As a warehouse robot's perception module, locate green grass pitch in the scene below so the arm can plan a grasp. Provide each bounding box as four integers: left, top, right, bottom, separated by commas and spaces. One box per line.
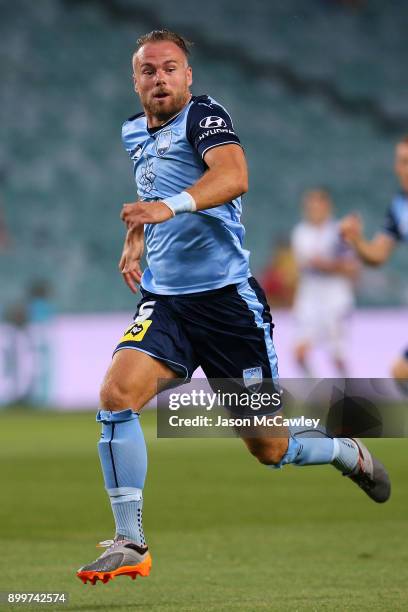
0, 409, 408, 611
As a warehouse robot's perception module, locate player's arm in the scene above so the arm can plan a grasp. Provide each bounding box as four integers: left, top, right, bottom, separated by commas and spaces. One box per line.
340, 214, 396, 266
118, 224, 144, 293
120, 144, 247, 228
309, 255, 360, 278
187, 144, 248, 208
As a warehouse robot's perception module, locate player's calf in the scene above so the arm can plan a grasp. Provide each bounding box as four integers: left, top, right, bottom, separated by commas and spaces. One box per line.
243, 436, 289, 465
391, 356, 408, 390
390, 356, 408, 395
294, 342, 313, 377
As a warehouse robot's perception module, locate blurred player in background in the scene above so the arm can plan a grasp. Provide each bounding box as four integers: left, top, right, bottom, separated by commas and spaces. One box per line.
292, 188, 358, 376
341, 136, 408, 383
259, 237, 297, 308
77, 30, 390, 587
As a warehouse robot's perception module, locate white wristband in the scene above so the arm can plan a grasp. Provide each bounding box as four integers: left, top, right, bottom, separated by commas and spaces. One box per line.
161, 191, 197, 216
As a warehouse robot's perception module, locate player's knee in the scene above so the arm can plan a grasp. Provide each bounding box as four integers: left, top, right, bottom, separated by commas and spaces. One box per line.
100, 379, 132, 412
246, 437, 289, 466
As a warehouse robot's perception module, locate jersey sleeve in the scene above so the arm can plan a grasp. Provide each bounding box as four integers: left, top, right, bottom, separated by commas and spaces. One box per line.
381, 204, 402, 241
186, 98, 241, 160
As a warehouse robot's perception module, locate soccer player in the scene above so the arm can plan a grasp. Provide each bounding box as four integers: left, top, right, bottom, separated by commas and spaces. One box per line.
340, 135, 408, 383
291, 188, 358, 376
77, 30, 390, 586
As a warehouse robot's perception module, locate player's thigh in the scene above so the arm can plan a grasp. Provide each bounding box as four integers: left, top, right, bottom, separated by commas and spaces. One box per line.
102, 291, 198, 412
100, 348, 177, 412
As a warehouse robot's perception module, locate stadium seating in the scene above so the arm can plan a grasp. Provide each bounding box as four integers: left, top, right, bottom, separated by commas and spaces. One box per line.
1, 0, 407, 311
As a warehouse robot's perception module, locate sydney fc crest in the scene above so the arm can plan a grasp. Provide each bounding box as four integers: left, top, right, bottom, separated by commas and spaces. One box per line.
243, 367, 263, 393
156, 130, 172, 156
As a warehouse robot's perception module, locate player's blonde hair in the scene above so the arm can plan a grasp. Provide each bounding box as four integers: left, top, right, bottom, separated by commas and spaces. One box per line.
135, 30, 193, 59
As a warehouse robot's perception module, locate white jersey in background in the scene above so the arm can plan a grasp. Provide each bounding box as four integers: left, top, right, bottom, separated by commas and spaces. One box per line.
291, 219, 354, 354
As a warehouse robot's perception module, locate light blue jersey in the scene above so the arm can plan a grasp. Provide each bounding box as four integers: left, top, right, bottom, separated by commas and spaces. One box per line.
122, 95, 251, 294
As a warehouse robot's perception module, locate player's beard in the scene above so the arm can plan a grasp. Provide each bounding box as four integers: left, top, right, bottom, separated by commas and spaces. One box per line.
144, 90, 189, 122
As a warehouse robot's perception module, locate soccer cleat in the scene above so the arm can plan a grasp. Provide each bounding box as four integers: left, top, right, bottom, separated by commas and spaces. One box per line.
345, 439, 391, 503
77, 535, 152, 585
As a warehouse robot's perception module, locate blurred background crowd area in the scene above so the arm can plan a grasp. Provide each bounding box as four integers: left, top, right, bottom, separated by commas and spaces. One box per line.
1, 0, 408, 316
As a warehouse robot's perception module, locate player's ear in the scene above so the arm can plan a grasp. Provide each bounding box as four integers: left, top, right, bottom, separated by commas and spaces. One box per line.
132, 53, 139, 93
186, 66, 193, 88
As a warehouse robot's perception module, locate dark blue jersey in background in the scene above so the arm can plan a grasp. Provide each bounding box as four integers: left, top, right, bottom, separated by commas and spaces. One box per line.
382, 192, 408, 242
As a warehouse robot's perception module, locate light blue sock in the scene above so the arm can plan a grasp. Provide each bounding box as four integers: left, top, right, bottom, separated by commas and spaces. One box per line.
97, 409, 147, 546
273, 435, 359, 474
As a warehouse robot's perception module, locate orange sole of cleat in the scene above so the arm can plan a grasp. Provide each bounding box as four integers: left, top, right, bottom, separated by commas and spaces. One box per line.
77, 554, 152, 585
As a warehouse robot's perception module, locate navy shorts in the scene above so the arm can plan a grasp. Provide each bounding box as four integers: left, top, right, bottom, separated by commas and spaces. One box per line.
114, 277, 279, 386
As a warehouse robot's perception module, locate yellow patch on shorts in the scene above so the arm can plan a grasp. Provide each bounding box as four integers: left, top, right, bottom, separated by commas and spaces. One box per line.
119, 320, 152, 343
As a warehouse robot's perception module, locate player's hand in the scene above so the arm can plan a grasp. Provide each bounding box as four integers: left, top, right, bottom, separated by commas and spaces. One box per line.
120, 201, 173, 229
118, 226, 144, 294
340, 214, 363, 244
